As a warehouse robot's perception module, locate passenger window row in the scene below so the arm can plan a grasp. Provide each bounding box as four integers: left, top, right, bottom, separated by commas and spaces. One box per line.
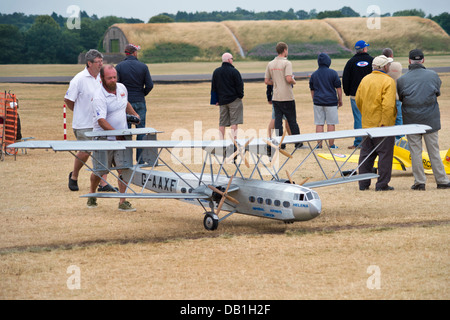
249, 196, 290, 208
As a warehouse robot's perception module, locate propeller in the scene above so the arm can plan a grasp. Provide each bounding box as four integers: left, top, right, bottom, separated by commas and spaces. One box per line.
286, 170, 294, 184
285, 170, 310, 186
208, 174, 239, 216
299, 177, 310, 185
263, 131, 292, 167
226, 135, 254, 168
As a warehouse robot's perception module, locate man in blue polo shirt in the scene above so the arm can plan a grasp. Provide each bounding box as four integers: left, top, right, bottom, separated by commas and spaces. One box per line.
116, 44, 153, 163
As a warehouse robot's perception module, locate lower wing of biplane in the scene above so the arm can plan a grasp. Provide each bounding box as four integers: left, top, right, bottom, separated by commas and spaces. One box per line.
9, 124, 431, 230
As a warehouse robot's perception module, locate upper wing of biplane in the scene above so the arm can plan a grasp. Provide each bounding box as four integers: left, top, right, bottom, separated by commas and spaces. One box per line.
10, 124, 431, 152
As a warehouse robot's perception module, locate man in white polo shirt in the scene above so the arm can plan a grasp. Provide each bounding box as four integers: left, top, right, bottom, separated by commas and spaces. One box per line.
87, 64, 140, 211
64, 49, 113, 192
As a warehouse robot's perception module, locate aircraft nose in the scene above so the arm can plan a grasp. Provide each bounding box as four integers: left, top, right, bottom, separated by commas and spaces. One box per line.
309, 200, 322, 218
293, 199, 322, 221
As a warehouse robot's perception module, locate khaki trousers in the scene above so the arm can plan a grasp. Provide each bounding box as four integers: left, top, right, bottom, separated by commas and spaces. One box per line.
407, 132, 449, 185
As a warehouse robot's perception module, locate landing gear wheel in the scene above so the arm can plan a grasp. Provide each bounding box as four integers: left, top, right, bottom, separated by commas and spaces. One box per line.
203, 212, 219, 231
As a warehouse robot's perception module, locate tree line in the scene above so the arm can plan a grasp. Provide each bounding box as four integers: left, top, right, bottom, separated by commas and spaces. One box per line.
0, 11, 143, 64
0, 8, 449, 64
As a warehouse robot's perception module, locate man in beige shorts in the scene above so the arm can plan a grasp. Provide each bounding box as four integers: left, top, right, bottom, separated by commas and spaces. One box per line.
211, 52, 244, 140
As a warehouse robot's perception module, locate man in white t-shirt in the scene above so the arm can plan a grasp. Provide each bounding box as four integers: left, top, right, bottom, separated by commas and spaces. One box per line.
87, 64, 140, 212
64, 49, 114, 191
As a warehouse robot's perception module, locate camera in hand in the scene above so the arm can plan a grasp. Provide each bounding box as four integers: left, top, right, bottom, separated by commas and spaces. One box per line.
127, 114, 140, 124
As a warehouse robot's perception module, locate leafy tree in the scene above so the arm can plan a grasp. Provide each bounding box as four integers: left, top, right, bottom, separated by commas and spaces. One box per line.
175, 11, 191, 22
309, 9, 318, 19
0, 12, 35, 31
431, 12, 450, 35
341, 6, 360, 17
148, 14, 175, 23
0, 24, 25, 63
296, 10, 310, 20
51, 11, 66, 27
317, 10, 344, 19
59, 28, 83, 64
24, 15, 63, 63
393, 9, 426, 18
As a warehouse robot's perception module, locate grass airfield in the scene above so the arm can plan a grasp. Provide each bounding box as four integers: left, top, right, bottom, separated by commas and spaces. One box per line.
0, 60, 449, 300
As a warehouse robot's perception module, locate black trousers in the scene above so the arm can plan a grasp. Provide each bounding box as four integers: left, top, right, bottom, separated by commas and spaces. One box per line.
358, 136, 395, 189
273, 100, 300, 137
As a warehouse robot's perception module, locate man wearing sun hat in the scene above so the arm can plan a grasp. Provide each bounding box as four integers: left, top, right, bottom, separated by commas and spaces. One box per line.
116, 44, 153, 163
343, 40, 374, 149
356, 55, 397, 191
397, 49, 450, 190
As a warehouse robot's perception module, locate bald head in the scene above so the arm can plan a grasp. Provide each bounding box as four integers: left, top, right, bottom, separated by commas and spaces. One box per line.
222, 53, 233, 63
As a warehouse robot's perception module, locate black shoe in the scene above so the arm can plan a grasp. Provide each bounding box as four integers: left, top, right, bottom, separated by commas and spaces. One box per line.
411, 184, 426, 191
266, 146, 272, 158
68, 172, 79, 191
359, 185, 370, 191
295, 143, 304, 149
375, 186, 394, 191
98, 184, 119, 192
437, 182, 450, 189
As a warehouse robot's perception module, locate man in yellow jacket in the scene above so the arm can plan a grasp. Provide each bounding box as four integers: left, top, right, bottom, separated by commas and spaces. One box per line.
356, 55, 397, 191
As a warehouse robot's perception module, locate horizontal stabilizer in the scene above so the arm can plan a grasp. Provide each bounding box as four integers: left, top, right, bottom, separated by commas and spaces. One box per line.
303, 173, 379, 188
81, 192, 210, 199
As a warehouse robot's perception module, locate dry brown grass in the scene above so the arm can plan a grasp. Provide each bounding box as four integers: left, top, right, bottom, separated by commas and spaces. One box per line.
113, 17, 450, 60
223, 20, 344, 52
325, 17, 450, 56
117, 22, 241, 57
0, 71, 449, 300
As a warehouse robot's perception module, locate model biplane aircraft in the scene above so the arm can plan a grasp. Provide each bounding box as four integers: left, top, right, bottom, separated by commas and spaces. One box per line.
9, 124, 430, 231
318, 136, 450, 174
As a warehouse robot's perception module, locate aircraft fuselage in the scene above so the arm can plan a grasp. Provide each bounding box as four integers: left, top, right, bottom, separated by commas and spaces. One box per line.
126, 167, 322, 222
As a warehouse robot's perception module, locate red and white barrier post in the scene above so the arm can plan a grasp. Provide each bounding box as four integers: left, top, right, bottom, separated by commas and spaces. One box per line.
63, 104, 67, 140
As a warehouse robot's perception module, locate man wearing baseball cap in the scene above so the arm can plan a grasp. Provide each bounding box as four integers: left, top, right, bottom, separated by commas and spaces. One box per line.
343, 40, 374, 149
356, 55, 397, 191
397, 49, 450, 190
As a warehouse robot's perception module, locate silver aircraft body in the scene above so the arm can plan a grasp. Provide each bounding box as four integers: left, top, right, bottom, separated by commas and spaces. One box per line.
10, 124, 431, 230
125, 168, 322, 223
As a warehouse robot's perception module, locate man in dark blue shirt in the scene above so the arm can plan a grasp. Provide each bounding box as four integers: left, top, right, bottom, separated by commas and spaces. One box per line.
309, 53, 342, 148
116, 44, 153, 162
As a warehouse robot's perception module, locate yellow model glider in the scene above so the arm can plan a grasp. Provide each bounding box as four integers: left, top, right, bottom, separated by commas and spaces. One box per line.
318, 137, 450, 174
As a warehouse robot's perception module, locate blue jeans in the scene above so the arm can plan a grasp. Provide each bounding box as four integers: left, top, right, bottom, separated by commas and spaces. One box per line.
128, 101, 147, 163
395, 100, 403, 140
350, 98, 362, 146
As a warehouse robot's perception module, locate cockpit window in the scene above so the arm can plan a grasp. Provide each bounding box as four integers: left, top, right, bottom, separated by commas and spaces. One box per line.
294, 193, 305, 201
